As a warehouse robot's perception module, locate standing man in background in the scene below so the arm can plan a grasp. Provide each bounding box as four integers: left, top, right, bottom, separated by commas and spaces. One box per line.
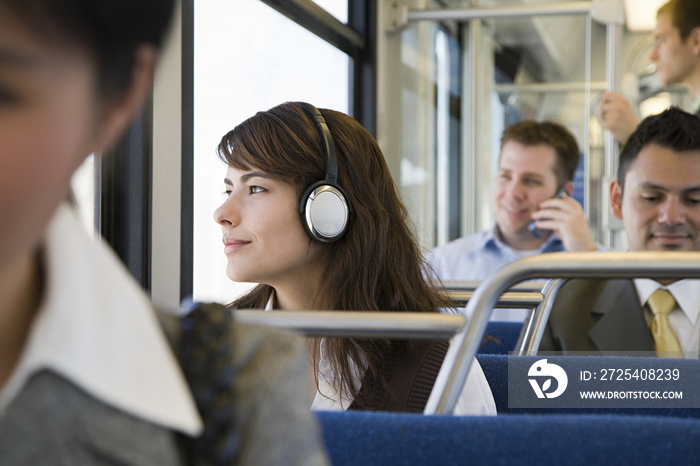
599, 0, 700, 144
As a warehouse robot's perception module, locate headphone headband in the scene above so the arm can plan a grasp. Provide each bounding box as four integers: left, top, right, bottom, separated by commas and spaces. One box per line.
297, 102, 338, 184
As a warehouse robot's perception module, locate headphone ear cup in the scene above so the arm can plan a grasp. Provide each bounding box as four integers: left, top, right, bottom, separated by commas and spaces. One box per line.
300, 181, 350, 242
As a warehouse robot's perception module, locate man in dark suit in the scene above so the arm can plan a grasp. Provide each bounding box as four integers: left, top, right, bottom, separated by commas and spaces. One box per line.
540, 107, 700, 356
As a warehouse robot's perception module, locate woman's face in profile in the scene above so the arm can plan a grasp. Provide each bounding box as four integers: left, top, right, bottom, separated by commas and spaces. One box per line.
213, 165, 326, 290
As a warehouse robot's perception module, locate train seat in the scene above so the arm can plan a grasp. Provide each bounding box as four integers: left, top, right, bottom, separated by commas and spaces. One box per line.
317, 409, 700, 466
479, 321, 524, 354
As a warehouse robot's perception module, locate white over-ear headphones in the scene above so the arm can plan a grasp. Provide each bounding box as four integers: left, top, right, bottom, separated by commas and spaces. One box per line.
297, 102, 352, 243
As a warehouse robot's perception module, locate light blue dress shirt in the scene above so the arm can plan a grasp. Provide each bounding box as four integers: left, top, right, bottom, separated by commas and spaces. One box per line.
425, 224, 566, 282
425, 225, 566, 322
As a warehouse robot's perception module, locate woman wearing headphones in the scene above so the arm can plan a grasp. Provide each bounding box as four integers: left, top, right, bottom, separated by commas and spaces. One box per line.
214, 102, 496, 415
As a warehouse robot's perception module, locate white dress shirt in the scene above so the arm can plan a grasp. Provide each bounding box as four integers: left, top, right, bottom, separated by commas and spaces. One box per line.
0, 204, 203, 435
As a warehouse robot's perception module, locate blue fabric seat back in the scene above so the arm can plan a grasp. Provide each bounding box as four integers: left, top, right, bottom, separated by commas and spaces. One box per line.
317, 410, 700, 466
479, 321, 523, 354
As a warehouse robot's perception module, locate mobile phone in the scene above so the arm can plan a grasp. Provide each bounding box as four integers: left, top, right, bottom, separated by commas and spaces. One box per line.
529, 187, 567, 238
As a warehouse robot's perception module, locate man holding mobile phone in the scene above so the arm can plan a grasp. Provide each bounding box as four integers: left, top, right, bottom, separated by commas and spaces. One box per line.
529, 186, 568, 238
426, 120, 599, 320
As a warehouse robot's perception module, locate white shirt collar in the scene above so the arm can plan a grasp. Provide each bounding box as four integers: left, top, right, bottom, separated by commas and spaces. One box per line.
0, 204, 203, 435
634, 278, 700, 325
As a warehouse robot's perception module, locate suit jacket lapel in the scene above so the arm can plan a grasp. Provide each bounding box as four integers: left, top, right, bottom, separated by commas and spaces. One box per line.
589, 279, 655, 352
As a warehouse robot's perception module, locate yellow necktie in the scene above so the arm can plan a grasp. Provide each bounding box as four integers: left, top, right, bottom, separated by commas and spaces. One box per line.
647, 289, 682, 357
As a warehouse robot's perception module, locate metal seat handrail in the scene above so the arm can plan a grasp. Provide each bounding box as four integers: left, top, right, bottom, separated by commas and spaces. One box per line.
233, 310, 465, 339
425, 251, 700, 415
440, 281, 547, 293
515, 278, 568, 355
443, 290, 543, 308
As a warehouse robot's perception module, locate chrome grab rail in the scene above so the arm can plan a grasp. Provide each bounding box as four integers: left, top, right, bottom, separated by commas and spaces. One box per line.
515, 278, 568, 355
425, 251, 700, 415
440, 281, 547, 293
439, 281, 545, 308
444, 290, 543, 308
233, 310, 465, 340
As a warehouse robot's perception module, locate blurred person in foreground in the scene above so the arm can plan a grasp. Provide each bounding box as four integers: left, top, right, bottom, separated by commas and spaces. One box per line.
0, 1, 329, 464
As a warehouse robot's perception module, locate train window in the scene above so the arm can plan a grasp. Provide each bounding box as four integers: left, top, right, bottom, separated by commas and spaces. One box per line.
314, 0, 348, 23
391, 21, 464, 251
434, 28, 462, 245
191, 0, 351, 304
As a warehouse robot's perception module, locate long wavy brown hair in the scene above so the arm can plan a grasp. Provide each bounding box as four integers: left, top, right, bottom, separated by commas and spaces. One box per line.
217, 101, 454, 406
